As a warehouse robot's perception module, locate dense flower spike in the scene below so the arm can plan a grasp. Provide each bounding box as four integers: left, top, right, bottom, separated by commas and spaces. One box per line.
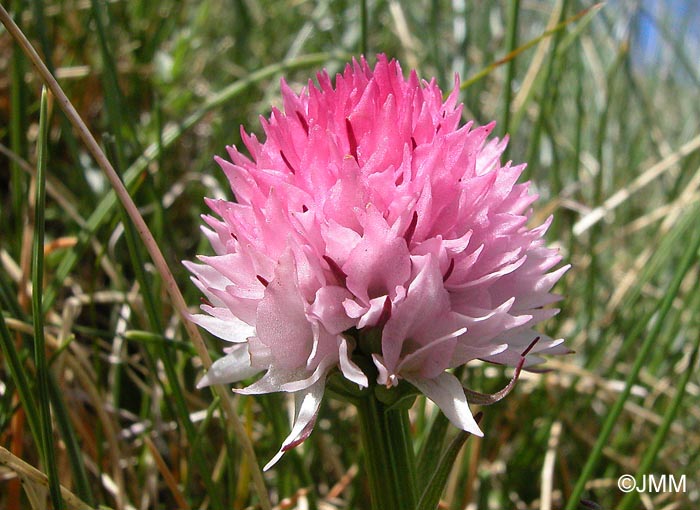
186, 55, 569, 469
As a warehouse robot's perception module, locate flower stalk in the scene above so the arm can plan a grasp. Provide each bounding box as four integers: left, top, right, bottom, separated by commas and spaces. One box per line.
356, 391, 417, 510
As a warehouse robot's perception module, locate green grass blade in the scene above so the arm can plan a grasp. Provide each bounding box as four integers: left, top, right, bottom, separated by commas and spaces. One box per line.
0, 254, 94, 503
102, 128, 225, 506
32, 86, 64, 510
46, 373, 95, 505
617, 284, 700, 510
89, 0, 137, 159
501, 0, 520, 152
9, 4, 28, 255
360, 0, 368, 55
564, 204, 700, 510
30, 0, 53, 71
0, 314, 41, 449
0, 269, 24, 321
417, 417, 480, 510
519, 0, 570, 182
114, 172, 226, 508
416, 409, 449, 488
460, 3, 604, 91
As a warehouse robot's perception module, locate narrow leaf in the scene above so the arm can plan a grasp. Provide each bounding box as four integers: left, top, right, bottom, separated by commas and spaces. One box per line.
32, 86, 64, 510
416, 411, 449, 488
417, 412, 482, 510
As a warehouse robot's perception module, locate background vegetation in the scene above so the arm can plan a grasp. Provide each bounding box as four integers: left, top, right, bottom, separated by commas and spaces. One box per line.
1, 0, 699, 509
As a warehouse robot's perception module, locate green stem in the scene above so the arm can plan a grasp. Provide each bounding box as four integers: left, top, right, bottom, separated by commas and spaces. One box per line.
360, 0, 368, 55
355, 393, 417, 510
34, 87, 64, 510
502, 0, 520, 150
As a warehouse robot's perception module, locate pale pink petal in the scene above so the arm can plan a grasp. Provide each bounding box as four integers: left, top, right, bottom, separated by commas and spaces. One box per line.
342, 206, 410, 304
255, 250, 313, 370
236, 356, 334, 395
381, 255, 460, 373
263, 377, 325, 471
310, 286, 356, 334
197, 344, 261, 388
406, 372, 483, 436
397, 327, 466, 378
372, 354, 397, 387
356, 295, 393, 329
189, 312, 254, 343
322, 220, 362, 266
338, 336, 368, 387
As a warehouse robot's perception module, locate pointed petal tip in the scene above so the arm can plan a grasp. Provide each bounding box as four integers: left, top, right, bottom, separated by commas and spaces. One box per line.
338, 336, 369, 387
261, 378, 326, 469
471, 411, 485, 437
263, 450, 285, 472
408, 372, 483, 436
195, 374, 211, 389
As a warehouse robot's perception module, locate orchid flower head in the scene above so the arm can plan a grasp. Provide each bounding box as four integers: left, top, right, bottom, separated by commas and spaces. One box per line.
186, 55, 569, 470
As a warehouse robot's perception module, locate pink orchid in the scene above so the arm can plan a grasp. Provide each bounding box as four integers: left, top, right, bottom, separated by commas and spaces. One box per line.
186, 55, 568, 470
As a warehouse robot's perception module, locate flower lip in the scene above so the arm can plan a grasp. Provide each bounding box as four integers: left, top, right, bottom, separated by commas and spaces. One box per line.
323, 255, 347, 286
403, 211, 419, 246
